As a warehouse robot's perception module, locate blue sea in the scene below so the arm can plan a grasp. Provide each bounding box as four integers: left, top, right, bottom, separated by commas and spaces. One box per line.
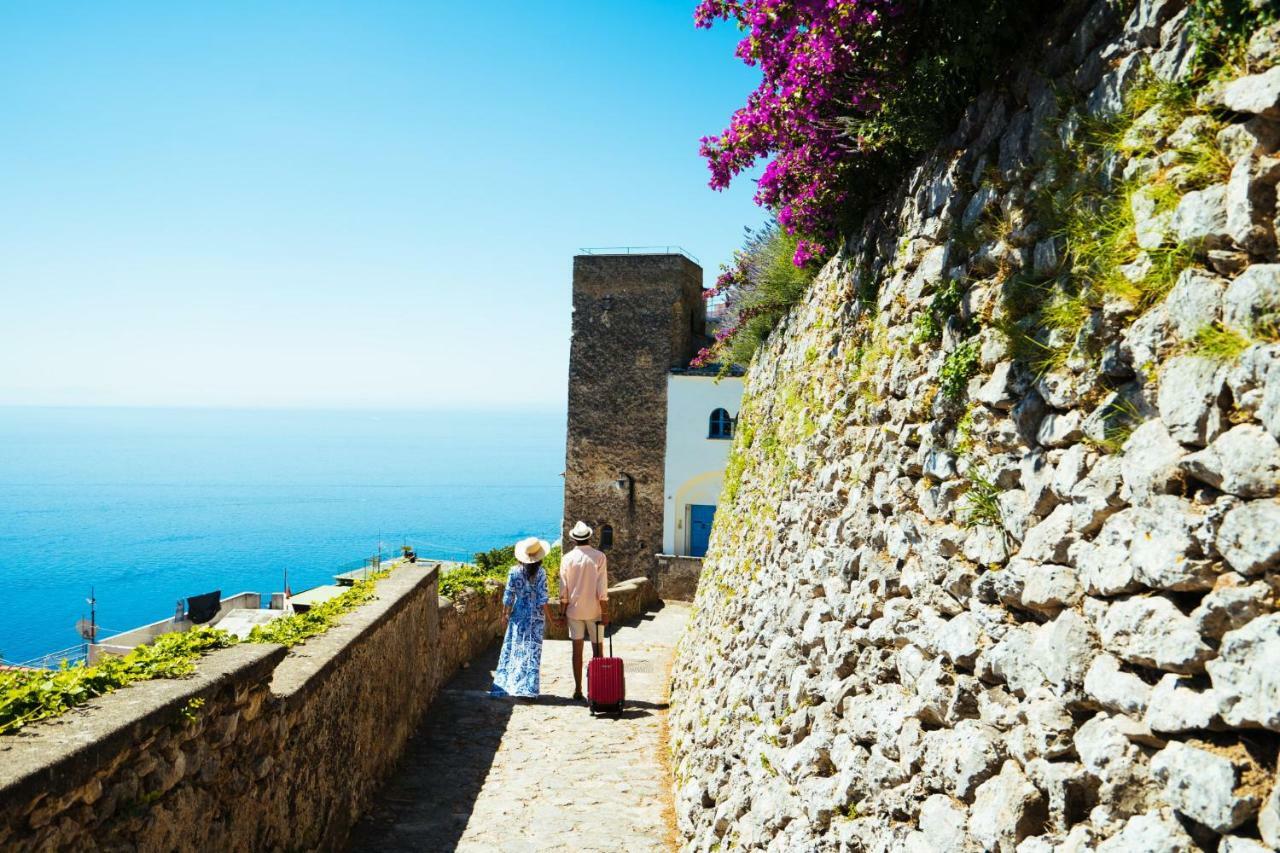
0, 407, 564, 664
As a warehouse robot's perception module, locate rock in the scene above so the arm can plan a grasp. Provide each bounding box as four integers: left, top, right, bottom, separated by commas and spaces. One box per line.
1144, 674, 1219, 732
1172, 183, 1230, 248
1209, 248, 1252, 276
1218, 118, 1280, 161
1227, 342, 1280, 416
1074, 713, 1158, 816
975, 361, 1016, 409
918, 794, 970, 851
1261, 770, 1280, 849
1192, 575, 1274, 638
1216, 500, 1280, 575
1131, 184, 1175, 249
1094, 809, 1196, 853
968, 760, 1048, 852
1098, 595, 1212, 673
1070, 456, 1126, 535
1151, 740, 1261, 832
936, 612, 984, 668
920, 719, 1005, 800
1120, 304, 1173, 373
1033, 239, 1059, 277
964, 525, 1008, 565
1157, 355, 1227, 446
1128, 496, 1219, 591
1084, 654, 1152, 715
1223, 264, 1280, 334
1226, 154, 1280, 255
1207, 613, 1280, 731
1221, 66, 1280, 120
1120, 420, 1186, 501
1021, 563, 1084, 613
1021, 450, 1059, 516
1168, 114, 1215, 149
1012, 391, 1048, 445
1072, 510, 1141, 596
1037, 410, 1084, 448
1180, 423, 1280, 497
1219, 837, 1272, 853
1018, 504, 1075, 564
1163, 268, 1227, 341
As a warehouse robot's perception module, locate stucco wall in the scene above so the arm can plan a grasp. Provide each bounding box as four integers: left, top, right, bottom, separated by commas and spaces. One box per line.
0, 564, 504, 852
662, 373, 744, 555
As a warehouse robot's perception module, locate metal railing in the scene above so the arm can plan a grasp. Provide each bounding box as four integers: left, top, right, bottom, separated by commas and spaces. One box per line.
578, 245, 700, 264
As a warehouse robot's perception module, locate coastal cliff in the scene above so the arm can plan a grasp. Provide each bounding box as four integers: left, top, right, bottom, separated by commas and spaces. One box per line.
670, 1, 1280, 849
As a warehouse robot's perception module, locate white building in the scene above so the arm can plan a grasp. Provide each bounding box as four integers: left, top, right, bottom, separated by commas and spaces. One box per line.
661, 367, 745, 557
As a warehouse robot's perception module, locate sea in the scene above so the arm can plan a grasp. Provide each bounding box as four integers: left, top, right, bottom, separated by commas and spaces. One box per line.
0, 406, 564, 664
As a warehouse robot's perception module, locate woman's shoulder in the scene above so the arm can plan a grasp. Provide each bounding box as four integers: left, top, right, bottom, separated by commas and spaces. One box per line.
507, 564, 523, 580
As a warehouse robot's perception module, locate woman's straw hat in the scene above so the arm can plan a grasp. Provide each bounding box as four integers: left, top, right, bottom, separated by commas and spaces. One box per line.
514, 536, 550, 564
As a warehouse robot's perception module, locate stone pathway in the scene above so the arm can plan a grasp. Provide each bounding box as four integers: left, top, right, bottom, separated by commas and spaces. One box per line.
347, 602, 688, 853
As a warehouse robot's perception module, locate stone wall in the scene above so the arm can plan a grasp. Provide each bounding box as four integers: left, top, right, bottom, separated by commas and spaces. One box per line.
564, 252, 706, 581
654, 554, 703, 602
545, 576, 661, 640
670, 3, 1280, 851
0, 565, 504, 851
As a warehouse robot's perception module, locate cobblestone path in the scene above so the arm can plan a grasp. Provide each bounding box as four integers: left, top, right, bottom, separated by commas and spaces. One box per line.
347, 602, 688, 852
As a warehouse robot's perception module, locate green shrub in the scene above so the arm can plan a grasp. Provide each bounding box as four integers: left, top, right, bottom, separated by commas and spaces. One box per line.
940, 338, 981, 402
440, 543, 562, 600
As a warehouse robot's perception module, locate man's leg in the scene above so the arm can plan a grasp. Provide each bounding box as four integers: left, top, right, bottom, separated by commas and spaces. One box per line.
572, 638, 585, 698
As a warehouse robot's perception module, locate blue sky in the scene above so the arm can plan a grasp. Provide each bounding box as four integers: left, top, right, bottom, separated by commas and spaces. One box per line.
0, 1, 764, 409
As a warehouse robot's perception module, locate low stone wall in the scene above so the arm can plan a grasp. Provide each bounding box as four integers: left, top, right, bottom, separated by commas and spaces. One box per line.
0, 563, 503, 851
545, 576, 660, 640
654, 555, 703, 601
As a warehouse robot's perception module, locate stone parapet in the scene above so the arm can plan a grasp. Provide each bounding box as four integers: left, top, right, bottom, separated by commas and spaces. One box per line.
545, 576, 660, 640
0, 563, 503, 851
653, 554, 703, 601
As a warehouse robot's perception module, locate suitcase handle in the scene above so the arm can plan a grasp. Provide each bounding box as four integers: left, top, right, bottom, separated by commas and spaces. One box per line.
596, 620, 612, 657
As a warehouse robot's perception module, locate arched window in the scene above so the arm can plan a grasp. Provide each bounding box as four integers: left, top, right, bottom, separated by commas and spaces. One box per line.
599, 524, 614, 551
709, 408, 734, 439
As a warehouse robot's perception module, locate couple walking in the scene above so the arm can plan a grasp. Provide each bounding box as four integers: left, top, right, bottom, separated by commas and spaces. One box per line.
489, 520, 609, 701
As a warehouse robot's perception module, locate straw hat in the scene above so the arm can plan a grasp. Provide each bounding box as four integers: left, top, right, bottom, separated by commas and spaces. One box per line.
569, 521, 593, 542
514, 536, 550, 564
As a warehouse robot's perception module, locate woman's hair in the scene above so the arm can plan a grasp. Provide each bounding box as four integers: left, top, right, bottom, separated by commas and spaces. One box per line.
523, 560, 541, 579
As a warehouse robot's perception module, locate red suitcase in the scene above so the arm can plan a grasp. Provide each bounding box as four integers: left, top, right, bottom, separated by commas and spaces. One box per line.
587, 622, 625, 715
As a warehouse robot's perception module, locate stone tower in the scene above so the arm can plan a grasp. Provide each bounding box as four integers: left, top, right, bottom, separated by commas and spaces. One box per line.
563, 252, 705, 581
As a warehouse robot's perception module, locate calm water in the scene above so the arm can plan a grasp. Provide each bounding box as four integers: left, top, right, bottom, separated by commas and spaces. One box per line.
0, 407, 564, 663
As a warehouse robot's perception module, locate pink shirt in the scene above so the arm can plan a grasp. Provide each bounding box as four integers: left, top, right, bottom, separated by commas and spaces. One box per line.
559, 545, 608, 621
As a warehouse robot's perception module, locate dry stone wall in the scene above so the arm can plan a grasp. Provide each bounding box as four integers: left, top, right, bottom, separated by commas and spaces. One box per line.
670, 2, 1280, 850
0, 567, 503, 852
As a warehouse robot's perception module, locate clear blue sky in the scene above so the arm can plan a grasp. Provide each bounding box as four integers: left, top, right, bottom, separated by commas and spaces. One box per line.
0, 1, 764, 410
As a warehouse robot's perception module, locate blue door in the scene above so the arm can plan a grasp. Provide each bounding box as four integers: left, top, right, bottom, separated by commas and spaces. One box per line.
689, 504, 716, 558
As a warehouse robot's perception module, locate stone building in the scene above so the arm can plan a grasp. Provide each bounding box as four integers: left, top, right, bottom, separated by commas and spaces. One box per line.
562, 251, 743, 582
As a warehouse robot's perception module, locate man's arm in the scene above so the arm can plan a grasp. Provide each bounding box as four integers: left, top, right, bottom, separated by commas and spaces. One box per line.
597, 555, 609, 623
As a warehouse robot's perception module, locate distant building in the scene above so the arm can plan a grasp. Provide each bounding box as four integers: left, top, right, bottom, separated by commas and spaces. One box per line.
562, 250, 744, 581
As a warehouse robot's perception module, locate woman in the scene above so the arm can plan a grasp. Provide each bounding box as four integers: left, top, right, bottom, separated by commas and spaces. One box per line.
490, 536, 557, 698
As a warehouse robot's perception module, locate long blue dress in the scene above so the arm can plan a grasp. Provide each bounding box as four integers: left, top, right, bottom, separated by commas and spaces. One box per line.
490, 564, 548, 698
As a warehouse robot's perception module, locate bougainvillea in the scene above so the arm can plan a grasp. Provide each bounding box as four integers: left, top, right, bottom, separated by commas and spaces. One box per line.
695, 0, 904, 265
695, 0, 1046, 365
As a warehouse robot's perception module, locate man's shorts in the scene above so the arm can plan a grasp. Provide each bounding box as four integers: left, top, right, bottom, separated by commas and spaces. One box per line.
566, 618, 603, 643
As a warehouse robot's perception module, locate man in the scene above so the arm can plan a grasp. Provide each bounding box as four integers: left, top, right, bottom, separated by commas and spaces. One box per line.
559, 520, 609, 701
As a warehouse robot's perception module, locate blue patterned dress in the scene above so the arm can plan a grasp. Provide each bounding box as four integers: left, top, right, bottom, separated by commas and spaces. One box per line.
490, 564, 548, 698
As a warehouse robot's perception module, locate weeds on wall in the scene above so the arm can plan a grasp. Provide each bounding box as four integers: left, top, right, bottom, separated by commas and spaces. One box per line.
0, 627, 236, 736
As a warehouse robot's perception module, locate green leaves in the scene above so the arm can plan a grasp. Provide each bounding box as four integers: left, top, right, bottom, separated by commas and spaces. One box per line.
0, 627, 235, 736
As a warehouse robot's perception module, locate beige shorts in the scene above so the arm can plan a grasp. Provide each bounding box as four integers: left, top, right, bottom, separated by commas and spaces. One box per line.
566, 618, 603, 643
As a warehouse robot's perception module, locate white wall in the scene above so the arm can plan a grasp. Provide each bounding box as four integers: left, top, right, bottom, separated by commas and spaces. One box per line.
662, 373, 745, 555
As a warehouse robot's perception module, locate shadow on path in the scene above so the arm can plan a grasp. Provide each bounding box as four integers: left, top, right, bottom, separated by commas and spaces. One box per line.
346, 641, 510, 852
347, 603, 689, 853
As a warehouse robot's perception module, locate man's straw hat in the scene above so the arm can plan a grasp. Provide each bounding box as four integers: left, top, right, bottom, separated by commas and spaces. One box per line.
514, 536, 550, 564
569, 521, 593, 542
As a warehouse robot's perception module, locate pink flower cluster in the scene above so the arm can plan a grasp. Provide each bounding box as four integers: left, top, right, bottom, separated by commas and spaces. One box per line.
695, 0, 903, 264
